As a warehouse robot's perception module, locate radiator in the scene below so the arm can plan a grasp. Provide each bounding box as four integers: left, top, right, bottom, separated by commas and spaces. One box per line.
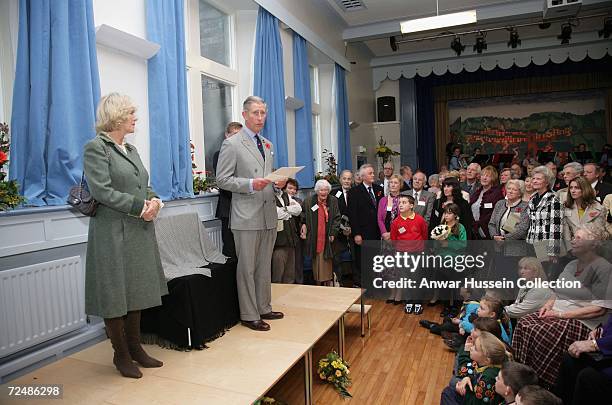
0, 256, 86, 359
206, 226, 223, 252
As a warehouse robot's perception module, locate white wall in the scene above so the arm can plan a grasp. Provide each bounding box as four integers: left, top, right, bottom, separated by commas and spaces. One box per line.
93, 0, 151, 170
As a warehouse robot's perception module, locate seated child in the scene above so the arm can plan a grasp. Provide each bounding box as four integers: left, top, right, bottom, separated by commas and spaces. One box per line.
441, 331, 507, 405
420, 287, 478, 336
494, 362, 538, 405
515, 385, 562, 405
390, 194, 428, 314
475, 295, 513, 346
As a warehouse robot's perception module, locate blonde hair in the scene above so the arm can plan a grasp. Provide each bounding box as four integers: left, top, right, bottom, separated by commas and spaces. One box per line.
95, 93, 136, 133
476, 331, 510, 364
518, 257, 546, 280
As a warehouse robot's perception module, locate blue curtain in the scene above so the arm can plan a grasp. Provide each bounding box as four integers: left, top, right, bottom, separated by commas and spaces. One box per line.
292, 33, 314, 188
335, 64, 352, 172
9, 0, 100, 206
146, 0, 192, 200
253, 7, 288, 168
412, 55, 612, 174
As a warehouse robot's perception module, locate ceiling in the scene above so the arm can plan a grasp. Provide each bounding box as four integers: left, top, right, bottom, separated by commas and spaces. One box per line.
327, 0, 515, 26
324, 0, 612, 58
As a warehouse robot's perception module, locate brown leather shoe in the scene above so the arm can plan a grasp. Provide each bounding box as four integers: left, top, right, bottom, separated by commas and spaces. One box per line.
241, 320, 271, 331
260, 311, 284, 320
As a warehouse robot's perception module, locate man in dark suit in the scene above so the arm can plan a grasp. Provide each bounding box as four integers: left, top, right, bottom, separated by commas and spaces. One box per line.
402, 170, 435, 223
212, 121, 243, 258
376, 161, 394, 195
461, 163, 481, 196
400, 165, 413, 192
584, 162, 612, 203
332, 170, 354, 285
348, 164, 383, 287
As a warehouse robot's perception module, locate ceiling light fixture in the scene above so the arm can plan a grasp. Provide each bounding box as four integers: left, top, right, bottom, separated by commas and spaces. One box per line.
473, 32, 487, 53
507, 27, 521, 48
450, 36, 465, 56
558, 22, 573, 44
400, 0, 476, 34
599, 17, 612, 38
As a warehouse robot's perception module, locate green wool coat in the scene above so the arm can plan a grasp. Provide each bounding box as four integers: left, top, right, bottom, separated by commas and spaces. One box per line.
83, 133, 167, 318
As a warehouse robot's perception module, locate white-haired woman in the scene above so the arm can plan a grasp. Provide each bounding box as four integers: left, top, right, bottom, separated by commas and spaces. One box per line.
504, 257, 552, 319
301, 180, 341, 286
84, 93, 167, 378
526, 165, 563, 265
513, 224, 612, 388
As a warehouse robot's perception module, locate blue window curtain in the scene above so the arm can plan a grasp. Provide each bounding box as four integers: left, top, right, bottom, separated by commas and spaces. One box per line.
9, 0, 100, 206
253, 7, 288, 168
334, 64, 352, 172
146, 0, 192, 200
292, 33, 314, 188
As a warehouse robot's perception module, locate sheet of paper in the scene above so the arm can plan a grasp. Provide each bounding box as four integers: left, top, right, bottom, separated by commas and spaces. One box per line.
265, 166, 305, 181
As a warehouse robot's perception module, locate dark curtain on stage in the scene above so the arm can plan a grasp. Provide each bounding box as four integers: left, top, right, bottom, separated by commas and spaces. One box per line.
408, 55, 612, 173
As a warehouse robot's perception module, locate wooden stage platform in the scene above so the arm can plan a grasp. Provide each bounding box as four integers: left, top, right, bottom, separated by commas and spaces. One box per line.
1, 284, 362, 405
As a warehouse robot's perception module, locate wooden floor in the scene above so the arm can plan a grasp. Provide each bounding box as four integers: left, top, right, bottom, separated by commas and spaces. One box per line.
311, 300, 455, 405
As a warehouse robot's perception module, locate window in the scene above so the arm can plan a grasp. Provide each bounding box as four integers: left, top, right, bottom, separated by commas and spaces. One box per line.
198, 0, 231, 67
201, 75, 232, 171
185, 0, 238, 176
310, 65, 322, 172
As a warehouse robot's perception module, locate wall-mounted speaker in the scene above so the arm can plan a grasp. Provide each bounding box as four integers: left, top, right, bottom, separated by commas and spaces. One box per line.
377, 96, 396, 122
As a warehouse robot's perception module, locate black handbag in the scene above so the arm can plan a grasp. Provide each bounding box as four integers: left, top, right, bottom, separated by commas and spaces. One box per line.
67, 145, 109, 216
67, 173, 98, 216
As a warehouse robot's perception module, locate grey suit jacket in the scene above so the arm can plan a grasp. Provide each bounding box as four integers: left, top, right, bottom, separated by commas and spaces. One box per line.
215, 129, 277, 231
402, 189, 435, 223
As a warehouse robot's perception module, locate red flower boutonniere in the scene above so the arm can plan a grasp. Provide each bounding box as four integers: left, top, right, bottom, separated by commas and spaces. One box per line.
376, 191, 382, 197
515, 208, 522, 213
265, 143, 271, 149
589, 211, 600, 218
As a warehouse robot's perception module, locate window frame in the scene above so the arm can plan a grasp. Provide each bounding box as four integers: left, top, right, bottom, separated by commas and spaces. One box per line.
310, 64, 322, 173
185, 0, 239, 176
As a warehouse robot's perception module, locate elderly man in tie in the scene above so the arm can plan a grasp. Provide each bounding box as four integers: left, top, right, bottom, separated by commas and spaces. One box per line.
216, 96, 286, 332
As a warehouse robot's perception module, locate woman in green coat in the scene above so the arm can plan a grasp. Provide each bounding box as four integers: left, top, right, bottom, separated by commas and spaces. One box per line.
83, 93, 168, 379
300, 179, 340, 286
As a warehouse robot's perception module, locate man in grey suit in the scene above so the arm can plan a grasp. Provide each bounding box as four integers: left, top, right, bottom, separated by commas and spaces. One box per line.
401, 170, 435, 223
216, 96, 286, 331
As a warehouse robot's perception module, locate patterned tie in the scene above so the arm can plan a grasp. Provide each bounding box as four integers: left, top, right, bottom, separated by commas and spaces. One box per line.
368, 186, 376, 206
254, 134, 265, 160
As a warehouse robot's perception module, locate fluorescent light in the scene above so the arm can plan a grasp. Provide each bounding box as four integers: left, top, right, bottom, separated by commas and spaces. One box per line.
400, 10, 477, 34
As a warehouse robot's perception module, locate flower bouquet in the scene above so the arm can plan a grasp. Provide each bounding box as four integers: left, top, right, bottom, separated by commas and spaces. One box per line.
315, 148, 339, 185
375, 136, 400, 163
0, 123, 26, 211
430, 224, 451, 240
317, 351, 352, 398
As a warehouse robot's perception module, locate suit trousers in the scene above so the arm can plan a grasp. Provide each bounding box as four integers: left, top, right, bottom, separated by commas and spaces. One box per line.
234, 228, 277, 321
272, 246, 295, 284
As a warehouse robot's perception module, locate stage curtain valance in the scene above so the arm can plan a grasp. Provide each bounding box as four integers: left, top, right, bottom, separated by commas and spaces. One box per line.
431, 69, 612, 170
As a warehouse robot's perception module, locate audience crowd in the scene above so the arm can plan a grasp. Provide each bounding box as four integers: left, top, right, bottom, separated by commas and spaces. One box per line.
214, 144, 612, 405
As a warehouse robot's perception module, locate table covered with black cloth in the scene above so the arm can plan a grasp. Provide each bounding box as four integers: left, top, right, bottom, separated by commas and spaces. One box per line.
141, 260, 240, 349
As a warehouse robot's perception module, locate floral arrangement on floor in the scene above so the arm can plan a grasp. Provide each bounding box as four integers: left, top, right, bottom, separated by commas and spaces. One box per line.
0, 123, 26, 211
253, 397, 288, 405
190, 141, 216, 194
375, 136, 400, 163
317, 351, 352, 398
315, 148, 339, 185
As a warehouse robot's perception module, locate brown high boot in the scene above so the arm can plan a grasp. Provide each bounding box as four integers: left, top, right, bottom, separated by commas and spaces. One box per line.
104, 317, 142, 378
125, 311, 163, 368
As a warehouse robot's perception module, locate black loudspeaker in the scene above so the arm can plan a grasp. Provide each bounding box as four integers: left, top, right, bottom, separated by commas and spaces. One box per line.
377, 96, 396, 122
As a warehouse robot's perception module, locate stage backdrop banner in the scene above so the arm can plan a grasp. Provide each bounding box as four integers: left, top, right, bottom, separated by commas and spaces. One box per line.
448, 90, 607, 160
